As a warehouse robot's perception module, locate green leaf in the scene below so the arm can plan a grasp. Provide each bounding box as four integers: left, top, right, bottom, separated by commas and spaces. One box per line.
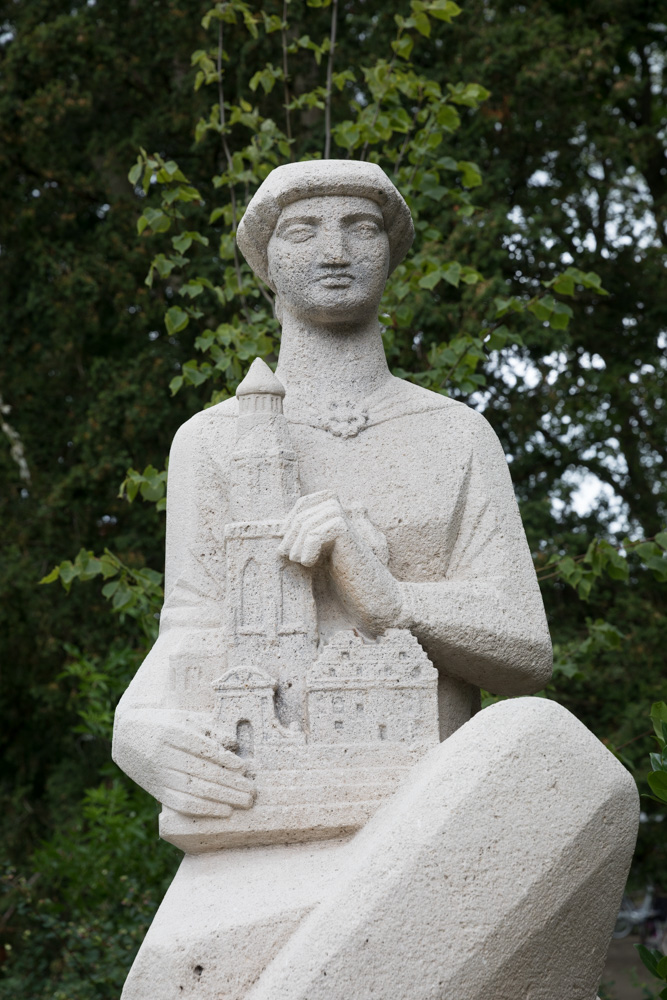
427, 0, 462, 21
128, 161, 143, 185
635, 944, 662, 978
650, 703, 667, 744
101, 580, 120, 599
457, 160, 482, 188
634, 541, 660, 561
165, 306, 189, 336
419, 269, 443, 290
442, 262, 461, 287
332, 69, 356, 90
528, 298, 552, 322
391, 35, 414, 60
548, 272, 575, 296
548, 300, 573, 330
647, 770, 667, 802
656, 531, 667, 550
413, 11, 431, 35
447, 81, 490, 105
39, 566, 61, 585
646, 555, 667, 581
436, 105, 460, 131
545, 266, 609, 297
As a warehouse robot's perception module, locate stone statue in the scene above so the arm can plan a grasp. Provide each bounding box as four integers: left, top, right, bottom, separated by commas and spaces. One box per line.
113, 161, 638, 1000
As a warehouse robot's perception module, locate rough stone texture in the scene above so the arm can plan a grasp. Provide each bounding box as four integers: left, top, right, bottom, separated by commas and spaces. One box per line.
121, 698, 637, 1000
245, 698, 639, 1000
236, 159, 415, 286
113, 160, 636, 999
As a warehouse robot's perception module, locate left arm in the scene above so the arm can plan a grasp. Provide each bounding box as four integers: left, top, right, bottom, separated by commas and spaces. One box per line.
278, 414, 552, 697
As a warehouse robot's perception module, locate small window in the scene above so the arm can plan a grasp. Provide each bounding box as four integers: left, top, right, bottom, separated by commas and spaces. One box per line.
236, 720, 254, 757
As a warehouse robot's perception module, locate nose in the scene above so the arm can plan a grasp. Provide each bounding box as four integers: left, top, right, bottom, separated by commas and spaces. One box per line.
319, 226, 350, 267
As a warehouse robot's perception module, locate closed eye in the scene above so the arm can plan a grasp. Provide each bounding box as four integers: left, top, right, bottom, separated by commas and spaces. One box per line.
279, 223, 317, 243
348, 220, 382, 237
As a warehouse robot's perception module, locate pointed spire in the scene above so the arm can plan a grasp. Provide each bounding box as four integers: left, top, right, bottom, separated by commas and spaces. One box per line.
236, 358, 285, 398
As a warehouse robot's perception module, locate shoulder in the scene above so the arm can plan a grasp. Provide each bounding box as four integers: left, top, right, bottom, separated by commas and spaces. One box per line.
385, 377, 510, 477
170, 396, 238, 457
385, 376, 499, 437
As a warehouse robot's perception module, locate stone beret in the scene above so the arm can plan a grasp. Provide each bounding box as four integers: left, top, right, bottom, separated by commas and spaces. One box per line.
236, 160, 414, 290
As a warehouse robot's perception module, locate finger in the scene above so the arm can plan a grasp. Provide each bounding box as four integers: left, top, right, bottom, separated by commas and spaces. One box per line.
165, 729, 247, 771
289, 490, 335, 517
175, 760, 256, 797
281, 502, 341, 557
163, 748, 255, 793
299, 517, 345, 567
160, 787, 234, 819
164, 769, 255, 810
279, 492, 339, 552
279, 500, 332, 555
292, 517, 345, 567
288, 510, 335, 565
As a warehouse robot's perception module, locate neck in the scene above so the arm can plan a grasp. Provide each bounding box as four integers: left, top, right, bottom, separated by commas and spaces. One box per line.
276, 311, 391, 408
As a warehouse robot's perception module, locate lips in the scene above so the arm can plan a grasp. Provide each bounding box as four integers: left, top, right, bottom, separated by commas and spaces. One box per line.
317, 272, 354, 286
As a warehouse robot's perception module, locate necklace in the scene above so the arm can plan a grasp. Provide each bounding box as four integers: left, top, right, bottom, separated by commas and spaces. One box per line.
317, 399, 370, 438
282, 377, 447, 438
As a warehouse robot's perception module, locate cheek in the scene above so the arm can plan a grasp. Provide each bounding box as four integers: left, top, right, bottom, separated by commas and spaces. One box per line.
268, 246, 309, 291
359, 242, 390, 284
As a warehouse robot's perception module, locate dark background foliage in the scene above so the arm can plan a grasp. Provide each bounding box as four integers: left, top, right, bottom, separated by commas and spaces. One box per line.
0, 0, 665, 995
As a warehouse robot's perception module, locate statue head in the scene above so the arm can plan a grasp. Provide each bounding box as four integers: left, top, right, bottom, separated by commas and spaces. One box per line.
236, 161, 414, 326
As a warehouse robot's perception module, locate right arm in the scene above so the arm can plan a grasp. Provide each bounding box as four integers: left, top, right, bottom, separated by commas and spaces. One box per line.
112, 407, 255, 817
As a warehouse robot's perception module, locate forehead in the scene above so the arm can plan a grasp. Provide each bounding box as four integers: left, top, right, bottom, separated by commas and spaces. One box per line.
276, 195, 384, 223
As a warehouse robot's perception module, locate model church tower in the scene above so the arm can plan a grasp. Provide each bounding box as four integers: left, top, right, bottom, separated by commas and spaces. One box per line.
221, 359, 318, 735
228, 357, 299, 521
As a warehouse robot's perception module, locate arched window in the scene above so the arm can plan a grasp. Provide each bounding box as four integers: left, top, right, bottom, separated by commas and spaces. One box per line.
241, 558, 264, 631
236, 720, 254, 758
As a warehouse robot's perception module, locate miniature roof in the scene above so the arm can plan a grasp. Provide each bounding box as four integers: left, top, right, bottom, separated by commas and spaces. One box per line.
236, 160, 414, 290
236, 358, 286, 398
212, 665, 277, 690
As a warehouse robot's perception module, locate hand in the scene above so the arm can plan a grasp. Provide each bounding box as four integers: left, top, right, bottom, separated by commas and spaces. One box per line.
278, 491, 403, 634
112, 709, 256, 819
278, 491, 348, 568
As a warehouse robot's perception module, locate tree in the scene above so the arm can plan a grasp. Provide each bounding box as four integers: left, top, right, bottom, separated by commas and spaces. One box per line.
1, 0, 665, 996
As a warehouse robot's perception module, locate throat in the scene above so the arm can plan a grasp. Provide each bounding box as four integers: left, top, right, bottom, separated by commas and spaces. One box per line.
275, 314, 392, 410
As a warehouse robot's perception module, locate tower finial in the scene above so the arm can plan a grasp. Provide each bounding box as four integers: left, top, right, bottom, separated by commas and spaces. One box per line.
236, 358, 285, 398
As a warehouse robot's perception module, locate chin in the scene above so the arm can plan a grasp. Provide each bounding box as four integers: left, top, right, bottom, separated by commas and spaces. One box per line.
298, 295, 380, 326
304, 308, 375, 328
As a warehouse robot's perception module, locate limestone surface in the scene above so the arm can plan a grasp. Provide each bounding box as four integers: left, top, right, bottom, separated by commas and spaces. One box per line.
112, 159, 636, 1000
121, 698, 637, 1000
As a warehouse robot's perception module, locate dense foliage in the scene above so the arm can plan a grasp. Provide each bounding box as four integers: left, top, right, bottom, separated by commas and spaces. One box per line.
0, 0, 665, 996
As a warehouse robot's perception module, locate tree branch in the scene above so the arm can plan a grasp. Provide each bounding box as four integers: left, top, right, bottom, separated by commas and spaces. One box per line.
281, 0, 293, 153
217, 19, 250, 322
323, 0, 338, 159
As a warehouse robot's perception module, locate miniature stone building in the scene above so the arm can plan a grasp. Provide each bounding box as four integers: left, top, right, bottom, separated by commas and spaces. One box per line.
306, 630, 438, 746
212, 666, 304, 754
213, 629, 439, 754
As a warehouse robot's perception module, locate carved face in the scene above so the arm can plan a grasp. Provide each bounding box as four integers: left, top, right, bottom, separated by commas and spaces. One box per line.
267, 196, 390, 325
